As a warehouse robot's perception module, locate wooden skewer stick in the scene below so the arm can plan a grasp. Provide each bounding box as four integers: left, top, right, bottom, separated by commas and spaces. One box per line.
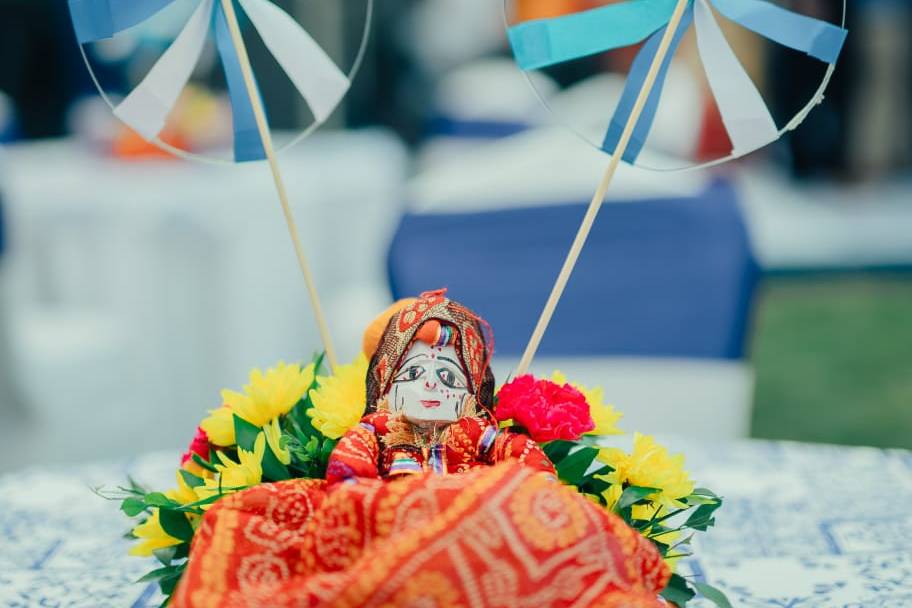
516, 0, 690, 376
219, 0, 339, 371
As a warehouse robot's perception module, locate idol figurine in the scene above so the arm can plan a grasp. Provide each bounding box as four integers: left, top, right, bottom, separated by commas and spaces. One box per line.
173, 290, 669, 608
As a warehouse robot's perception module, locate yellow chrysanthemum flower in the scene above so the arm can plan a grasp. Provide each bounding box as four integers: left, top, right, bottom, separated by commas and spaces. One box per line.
263, 418, 291, 465
181, 458, 211, 480
307, 354, 368, 439
551, 371, 623, 436
196, 434, 266, 504
128, 509, 182, 557
200, 361, 315, 446
200, 406, 234, 447
165, 470, 200, 506
598, 433, 694, 511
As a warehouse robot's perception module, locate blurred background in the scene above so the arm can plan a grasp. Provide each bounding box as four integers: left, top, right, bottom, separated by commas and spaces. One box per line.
0, 0, 909, 472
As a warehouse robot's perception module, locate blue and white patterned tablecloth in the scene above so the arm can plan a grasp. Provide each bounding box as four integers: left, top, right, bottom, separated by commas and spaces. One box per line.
1, 438, 910, 607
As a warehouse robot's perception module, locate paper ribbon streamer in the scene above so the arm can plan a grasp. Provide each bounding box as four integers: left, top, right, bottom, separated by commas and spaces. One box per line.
69, 0, 351, 162
601, 3, 693, 162
508, 0, 678, 71
213, 1, 267, 161
507, 0, 849, 163
114, 0, 213, 140
710, 0, 846, 64
237, 0, 349, 123
694, 0, 777, 155
70, 0, 176, 44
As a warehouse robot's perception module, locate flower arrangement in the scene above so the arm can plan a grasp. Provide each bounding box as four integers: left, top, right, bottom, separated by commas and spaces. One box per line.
107, 356, 728, 607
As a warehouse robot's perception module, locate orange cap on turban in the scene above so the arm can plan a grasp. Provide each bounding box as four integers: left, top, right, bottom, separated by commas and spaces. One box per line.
362, 298, 462, 360
362, 298, 416, 359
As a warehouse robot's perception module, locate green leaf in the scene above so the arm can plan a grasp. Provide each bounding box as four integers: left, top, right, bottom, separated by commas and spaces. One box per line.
660, 573, 696, 605
320, 438, 338, 462
580, 477, 612, 496
158, 567, 185, 596
287, 354, 325, 438
582, 463, 613, 479
178, 469, 205, 489
694, 582, 733, 608
192, 453, 218, 474
121, 497, 147, 517
158, 510, 194, 542
173, 542, 190, 561
127, 476, 150, 495
170, 489, 247, 513
543, 440, 576, 463
305, 436, 320, 455
555, 446, 599, 486
153, 546, 178, 566
311, 351, 327, 377
261, 442, 291, 482
684, 502, 722, 531
692, 487, 720, 498
650, 538, 670, 556
144, 493, 179, 509
136, 565, 181, 584
683, 494, 720, 506
233, 414, 261, 452
617, 486, 660, 511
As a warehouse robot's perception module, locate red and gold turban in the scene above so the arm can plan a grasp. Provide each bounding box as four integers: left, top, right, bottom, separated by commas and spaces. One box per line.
363, 289, 493, 410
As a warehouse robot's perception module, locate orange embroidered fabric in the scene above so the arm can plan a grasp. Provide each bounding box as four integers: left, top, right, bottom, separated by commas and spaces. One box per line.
326, 412, 555, 481
172, 462, 670, 608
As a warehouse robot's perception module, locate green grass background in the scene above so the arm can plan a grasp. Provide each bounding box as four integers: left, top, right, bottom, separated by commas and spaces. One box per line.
750, 275, 912, 449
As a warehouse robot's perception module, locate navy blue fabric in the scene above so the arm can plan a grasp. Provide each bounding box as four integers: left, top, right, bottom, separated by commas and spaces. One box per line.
388, 179, 759, 360
426, 116, 530, 140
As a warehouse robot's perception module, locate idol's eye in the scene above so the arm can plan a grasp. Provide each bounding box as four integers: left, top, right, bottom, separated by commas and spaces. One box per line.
437, 367, 466, 389
394, 365, 424, 382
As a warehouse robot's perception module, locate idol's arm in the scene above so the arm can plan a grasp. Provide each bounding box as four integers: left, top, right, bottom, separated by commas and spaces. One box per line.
490, 431, 556, 474
325, 422, 380, 483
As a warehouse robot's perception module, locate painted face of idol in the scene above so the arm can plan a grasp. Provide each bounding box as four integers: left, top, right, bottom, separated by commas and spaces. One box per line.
389, 341, 469, 427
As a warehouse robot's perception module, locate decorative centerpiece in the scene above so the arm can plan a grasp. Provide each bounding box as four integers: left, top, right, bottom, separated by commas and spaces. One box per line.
106, 290, 728, 607
70, 1, 848, 605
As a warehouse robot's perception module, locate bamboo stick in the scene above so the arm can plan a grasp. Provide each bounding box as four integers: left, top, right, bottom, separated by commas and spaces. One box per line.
516, 0, 691, 375
218, 0, 339, 371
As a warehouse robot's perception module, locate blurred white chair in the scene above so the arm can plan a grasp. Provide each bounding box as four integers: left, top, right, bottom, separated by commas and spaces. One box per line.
0, 130, 406, 471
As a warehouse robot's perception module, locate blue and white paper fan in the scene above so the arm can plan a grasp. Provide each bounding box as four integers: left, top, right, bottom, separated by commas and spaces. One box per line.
69, 0, 372, 163
506, 0, 848, 171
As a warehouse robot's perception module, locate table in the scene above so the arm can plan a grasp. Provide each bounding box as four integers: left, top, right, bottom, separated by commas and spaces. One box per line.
1, 437, 910, 607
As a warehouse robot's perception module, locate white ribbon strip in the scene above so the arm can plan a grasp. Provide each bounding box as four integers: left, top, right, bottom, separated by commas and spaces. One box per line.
114, 0, 213, 139
237, 0, 350, 123
694, 0, 778, 156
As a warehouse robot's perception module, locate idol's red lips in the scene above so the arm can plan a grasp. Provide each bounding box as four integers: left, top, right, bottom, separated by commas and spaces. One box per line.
420, 400, 441, 409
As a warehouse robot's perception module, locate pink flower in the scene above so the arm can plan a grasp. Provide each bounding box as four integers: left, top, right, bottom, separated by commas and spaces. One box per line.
180, 427, 211, 466
495, 375, 595, 442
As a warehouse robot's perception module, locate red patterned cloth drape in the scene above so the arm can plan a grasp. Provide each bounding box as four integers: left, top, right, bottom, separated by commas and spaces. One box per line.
173, 462, 669, 608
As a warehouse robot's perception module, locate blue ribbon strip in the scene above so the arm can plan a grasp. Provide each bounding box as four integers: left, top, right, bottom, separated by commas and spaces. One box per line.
507, 0, 678, 71
601, 3, 693, 162
213, 2, 267, 162
69, 0, 177, 43
710, 0, 847, 64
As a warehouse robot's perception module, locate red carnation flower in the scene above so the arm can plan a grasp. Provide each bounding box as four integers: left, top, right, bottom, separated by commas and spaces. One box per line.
495, 375, 595, 442
180, 426, 211, 466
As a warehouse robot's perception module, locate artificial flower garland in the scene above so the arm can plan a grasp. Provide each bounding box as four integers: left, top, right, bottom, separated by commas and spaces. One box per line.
104, 355, 728, 607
